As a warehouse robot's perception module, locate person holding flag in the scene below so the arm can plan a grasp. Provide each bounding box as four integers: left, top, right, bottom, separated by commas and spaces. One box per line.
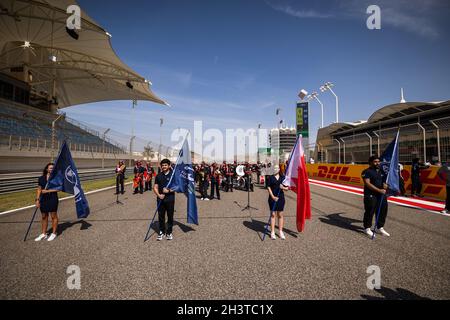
267, 165, 289, 240
147, 138, 199, 242
34, 163, 60, 242
362, 131, 400, 238
262, 135, 311, 241
281, 135, 312, 233
26, 141, 90, 242
361, 156, 389, 238
153, 159, 176, 241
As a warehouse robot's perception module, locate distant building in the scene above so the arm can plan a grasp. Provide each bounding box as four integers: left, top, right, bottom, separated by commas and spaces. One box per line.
269, 126, 297, 161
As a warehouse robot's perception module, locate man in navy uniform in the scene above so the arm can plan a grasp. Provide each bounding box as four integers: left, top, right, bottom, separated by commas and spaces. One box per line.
362, 155, 390, 238
153, 159, 175, 241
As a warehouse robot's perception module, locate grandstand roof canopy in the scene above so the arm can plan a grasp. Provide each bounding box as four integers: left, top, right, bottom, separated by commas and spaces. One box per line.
0, 0, 168, 108
367, 102, 443, 123
316, 100, 449, 140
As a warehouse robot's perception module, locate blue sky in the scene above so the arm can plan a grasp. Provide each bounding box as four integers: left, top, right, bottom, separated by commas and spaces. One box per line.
67, 0, 450, 147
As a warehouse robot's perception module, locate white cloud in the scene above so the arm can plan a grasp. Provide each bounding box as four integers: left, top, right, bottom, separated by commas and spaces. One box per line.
267, 3, 333, 19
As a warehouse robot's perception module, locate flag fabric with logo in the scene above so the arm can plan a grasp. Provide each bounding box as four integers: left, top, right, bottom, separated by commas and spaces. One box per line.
380, 130, 400, 196
282, 135, 311, 232
47, 141, 90, 218
167, 139, 198, 225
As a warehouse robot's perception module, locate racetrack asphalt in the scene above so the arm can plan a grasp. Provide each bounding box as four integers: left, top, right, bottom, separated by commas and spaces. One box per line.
1, 183, 449, 300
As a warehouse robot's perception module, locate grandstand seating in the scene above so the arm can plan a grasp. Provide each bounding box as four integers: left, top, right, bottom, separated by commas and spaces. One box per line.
0, 99, 125, 153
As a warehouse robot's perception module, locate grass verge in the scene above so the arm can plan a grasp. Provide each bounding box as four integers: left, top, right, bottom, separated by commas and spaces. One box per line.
0, 176, 133, 213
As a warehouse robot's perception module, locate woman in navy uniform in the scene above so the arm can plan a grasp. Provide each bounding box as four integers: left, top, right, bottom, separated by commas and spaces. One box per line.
34, 163, 60, 242
267, 165, 289, 240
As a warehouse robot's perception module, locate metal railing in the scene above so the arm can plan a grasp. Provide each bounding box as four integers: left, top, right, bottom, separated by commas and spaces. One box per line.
0, 168, 119, 194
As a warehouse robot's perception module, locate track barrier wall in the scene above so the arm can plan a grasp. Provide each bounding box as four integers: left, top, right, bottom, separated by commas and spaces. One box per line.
306, 163, 446, 201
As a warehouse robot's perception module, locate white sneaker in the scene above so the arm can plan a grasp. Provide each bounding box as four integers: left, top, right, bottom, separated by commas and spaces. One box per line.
376, 228, 390, 237
34, 233, 47, 242
200, 198, 204, 201
270, 233, 276, 240
279, 231, 286, 240
441, 209, 449, 214
47, 233, 57, 241
363, 228, 374, 238
204, 198, 210, 201
166, 233, 173, 240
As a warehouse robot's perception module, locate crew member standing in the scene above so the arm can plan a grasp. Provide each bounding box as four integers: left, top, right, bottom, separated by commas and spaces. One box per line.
437, 162, 450, 214
361, 156, 390, 238
153, 159, 175, 241
115, 160, 126, 195
210, 163, 221, 200
133, 161, 145, 194
145, 162, 154, 192
411, 158, 429, 197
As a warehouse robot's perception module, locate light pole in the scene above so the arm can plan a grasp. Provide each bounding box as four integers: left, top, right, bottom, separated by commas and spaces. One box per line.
159, 117, 163, 163
307, 92, 324, 128
51, 113, 65, 162
257, 123, 261, 163
276, 108, 282, 129
102, 128, 110, 169
129, 136, 135, 167
320, 82, 339, 123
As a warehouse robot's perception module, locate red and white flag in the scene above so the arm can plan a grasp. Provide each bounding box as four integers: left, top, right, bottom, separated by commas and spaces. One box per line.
282, 135, 311, 232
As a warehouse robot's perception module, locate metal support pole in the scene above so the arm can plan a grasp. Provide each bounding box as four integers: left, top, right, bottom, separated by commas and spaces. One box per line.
328, 87, 339, 123
417, 123, 427, 162
129, 136, 136, 167
429, 120, 441, 163
313, 96, 324, 128
102, 128, 110, 169
333, 139, 341, 164
373, 131, 380, 156
365, 132, 373, 157
51, 113, 64, 162
340, 138, 346, 164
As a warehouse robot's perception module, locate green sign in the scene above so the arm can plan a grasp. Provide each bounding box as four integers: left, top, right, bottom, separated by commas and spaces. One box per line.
296, 102, 309, 138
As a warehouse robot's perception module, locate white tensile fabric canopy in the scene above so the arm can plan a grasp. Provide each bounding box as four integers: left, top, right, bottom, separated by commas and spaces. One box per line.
0, 0, 168, 108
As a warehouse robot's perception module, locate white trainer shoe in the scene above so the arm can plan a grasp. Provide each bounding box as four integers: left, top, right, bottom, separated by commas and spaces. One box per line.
166, 233, 173, 240
47, 233, 57, 241
270, 233, 276, 240
364, 228, 374, 238
34, 233, 47, 242
279, 231, 286, 240
376, 228, 390, 237
204, 198, 210, 201
441, 209, 449, 214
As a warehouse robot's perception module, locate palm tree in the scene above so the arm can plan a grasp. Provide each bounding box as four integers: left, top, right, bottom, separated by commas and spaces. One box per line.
143, 144, 155, 159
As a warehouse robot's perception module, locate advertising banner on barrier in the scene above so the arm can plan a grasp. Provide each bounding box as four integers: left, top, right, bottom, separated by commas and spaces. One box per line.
306, 164, 446, 201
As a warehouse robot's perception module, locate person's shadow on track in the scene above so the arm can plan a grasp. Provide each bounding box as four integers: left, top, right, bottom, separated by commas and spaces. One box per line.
147, 220, 196, 239
318, 213, 364, 233
243, 218, 298, 240
55, 219, 92, 236
361, 287, 432, 300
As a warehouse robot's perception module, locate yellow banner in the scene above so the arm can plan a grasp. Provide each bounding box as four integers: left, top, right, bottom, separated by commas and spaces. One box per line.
306, 163, 446, 200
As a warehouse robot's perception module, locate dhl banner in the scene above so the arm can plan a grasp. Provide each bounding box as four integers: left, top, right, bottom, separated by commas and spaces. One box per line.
306, 164, 446, 201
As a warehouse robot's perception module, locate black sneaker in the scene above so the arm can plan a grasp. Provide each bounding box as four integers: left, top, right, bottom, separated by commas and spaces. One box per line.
157, 233, 164, 241
166, 233, 173, 240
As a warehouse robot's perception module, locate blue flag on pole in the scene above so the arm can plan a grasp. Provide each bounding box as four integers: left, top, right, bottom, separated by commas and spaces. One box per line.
380, 130, 400, 196
47, 141, 90, 219
168, 139, 198, 225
